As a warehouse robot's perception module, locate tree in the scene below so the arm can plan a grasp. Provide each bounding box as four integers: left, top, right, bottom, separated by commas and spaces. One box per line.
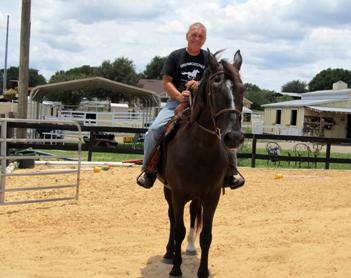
49, 57, 139, 86
244, 83, 261, 91
0, 66, 46, 88
3, 88, 17, 100
281, 80, 307, 93
309, 68, 351, 91
46, 58, 139, 105
142, 56, 167, 79
49, 65, 97, 83
28, 69, 46, 86
244, 83, 276, 110
96, 57, 139, 85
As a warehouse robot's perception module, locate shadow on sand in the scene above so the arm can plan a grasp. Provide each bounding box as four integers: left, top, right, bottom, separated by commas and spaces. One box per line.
139, 252, 214, 277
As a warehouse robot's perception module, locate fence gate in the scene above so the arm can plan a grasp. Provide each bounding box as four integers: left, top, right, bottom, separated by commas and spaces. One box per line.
0, 118, 82, 205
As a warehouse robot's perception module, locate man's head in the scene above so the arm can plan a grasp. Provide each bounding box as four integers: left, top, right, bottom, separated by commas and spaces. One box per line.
186, 22, 207, 55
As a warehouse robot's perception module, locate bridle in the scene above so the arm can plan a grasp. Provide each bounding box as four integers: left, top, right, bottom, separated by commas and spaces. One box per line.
195, 70, 242, 139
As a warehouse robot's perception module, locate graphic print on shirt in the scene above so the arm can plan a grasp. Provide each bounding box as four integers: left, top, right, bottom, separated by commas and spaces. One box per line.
181, 69, 200, 79
179, 61, 206, 84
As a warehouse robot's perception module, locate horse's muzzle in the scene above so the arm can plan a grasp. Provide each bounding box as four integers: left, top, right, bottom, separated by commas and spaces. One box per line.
223, 130, 244, 149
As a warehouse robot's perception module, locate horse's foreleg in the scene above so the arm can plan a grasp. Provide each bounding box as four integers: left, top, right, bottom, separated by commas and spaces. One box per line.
163, 187, 174, 264
169, 192, 186, 277
197, 190, 221, 278
186, 199, 201, 255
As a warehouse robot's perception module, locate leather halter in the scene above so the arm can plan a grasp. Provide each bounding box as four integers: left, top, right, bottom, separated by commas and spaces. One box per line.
195, 70, 241, 139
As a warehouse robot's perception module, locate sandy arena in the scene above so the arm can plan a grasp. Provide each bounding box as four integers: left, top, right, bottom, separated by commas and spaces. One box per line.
1, 166, 351, 278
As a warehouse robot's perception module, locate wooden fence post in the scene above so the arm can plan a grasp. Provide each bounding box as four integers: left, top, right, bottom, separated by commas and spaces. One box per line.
251, 134, 257, 168
325, 143, 331, 169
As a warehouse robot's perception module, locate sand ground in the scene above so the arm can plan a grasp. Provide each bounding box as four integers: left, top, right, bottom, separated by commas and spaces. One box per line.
1, 166, 350, 278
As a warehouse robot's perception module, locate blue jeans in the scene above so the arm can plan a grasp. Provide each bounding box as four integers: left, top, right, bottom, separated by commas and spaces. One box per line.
142, 99, 179, 169
142, 99, 238, 171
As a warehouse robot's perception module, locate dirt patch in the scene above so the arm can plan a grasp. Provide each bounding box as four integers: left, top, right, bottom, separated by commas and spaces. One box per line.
1, 167, 351, 277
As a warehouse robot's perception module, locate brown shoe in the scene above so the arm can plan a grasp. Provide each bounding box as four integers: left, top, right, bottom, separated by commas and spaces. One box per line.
223, 175, 245, 190
137, 172, 156, 189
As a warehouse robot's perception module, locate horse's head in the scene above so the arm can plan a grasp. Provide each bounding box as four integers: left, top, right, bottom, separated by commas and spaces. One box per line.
191, 49, 245, 149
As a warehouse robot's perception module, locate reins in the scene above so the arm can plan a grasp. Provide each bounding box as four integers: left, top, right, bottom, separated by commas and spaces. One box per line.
194, 70, 241, 140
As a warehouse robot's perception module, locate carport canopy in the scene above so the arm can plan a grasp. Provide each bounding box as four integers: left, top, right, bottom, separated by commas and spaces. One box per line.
30, 76, 160, 107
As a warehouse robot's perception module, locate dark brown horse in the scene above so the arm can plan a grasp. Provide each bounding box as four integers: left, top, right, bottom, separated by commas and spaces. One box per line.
158, 49, 245, 277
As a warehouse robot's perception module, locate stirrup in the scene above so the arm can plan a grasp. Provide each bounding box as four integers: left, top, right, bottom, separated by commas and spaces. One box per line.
136, 170, 156, 189
223, 170, 245, 190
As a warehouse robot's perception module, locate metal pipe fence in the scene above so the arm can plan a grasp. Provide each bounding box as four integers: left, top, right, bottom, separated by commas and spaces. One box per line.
0, 118, 82, 205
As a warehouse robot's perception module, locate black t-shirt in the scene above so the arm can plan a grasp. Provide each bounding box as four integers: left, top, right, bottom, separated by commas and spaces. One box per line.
161, 48, 208, 92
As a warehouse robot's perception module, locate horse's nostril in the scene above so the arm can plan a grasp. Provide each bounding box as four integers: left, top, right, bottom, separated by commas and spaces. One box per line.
223, 131, 243, 148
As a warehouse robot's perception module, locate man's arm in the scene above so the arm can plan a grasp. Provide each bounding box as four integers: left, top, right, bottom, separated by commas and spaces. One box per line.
162, 75, 189, 102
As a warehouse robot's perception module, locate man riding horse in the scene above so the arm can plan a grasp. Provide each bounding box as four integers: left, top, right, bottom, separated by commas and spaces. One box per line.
137, 22, 245, 190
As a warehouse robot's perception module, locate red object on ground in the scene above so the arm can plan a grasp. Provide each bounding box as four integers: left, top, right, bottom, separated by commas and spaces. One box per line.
122, 159, 143, 165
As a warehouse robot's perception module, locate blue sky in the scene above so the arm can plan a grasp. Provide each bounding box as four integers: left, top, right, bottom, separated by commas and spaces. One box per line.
1, 0, 351, 91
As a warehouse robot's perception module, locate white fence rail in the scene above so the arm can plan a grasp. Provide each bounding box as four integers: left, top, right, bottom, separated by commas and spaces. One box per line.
43, 110, 155, 128
252, 124, 303, 136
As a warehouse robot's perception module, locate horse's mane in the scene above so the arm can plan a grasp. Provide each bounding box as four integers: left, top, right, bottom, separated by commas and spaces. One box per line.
190, 53, 244, 123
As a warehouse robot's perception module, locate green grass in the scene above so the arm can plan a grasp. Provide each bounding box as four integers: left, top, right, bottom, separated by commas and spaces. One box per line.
238, 147, 351, 170
36, 149, 143, 162
36, 145, 351, 169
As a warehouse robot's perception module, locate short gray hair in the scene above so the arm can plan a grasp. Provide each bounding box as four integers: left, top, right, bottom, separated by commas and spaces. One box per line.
187, 22, 207, 35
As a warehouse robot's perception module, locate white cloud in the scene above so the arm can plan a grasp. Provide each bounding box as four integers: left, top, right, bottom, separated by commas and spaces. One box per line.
1, 0, 351, 91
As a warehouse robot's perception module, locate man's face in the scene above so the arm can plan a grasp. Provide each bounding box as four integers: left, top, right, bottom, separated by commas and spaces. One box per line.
186, 26, 206, 51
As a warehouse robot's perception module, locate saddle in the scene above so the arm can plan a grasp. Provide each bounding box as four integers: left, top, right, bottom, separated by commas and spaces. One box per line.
144, 102, 191, 173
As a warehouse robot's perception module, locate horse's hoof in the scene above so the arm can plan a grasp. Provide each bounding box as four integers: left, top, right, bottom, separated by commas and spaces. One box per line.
169, 274, 182, 278
162, 252, 174, 264
162, 257, 173, 264
197, 268, 209, 278
185, 249, 197, 256
169, 267, 182, 277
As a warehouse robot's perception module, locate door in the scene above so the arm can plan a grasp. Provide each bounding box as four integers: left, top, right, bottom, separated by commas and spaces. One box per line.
347, 114, 351, 138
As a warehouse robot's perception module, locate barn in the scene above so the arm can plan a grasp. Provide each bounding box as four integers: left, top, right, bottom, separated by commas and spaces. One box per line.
262, 81, 351, 138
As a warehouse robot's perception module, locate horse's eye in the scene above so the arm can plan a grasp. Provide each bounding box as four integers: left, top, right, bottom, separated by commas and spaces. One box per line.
214, 76, 221, 83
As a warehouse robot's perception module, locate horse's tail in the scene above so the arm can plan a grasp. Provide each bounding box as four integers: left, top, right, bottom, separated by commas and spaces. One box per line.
195, 202, 203, 234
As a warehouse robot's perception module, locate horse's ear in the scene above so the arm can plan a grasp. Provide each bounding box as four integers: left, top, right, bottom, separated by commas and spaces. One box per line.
233, 50, 242, 71
207, 48, 219, 72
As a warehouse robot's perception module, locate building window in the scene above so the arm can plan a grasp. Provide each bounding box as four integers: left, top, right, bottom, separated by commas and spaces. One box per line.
243, 113, 251, 122
275, 110, 281, 124
290, 110, 297, 126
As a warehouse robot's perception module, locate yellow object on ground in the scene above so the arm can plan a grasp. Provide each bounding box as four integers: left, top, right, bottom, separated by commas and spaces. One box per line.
275, 173, 284, 179
94, 166, 101, 173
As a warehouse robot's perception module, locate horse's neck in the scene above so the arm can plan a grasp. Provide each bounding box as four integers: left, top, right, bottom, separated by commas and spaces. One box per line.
197, 110, 214, 131
189, 111, 219, 148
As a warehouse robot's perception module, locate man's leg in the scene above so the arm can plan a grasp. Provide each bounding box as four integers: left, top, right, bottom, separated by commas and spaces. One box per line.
224, 150, 245, 189
137, 100, 179, 188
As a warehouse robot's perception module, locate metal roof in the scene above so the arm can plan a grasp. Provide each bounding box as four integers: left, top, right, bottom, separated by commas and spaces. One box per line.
275, 92, 302, 98
261, 98, 338, 108
264, 87, 351, 108
307, 106, 351, 114
301, 90, 351, 102
30, 76, 160, 106
243, 107, 253, 113
303, 88, 351, 97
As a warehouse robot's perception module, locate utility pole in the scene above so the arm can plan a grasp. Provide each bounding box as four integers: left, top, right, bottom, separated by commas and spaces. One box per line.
17, 0, 31, 137
2, 15, 9, 95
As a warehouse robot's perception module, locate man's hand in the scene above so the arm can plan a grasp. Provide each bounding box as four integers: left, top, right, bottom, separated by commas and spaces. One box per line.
186, 80, 199, 91
177, 90, 190, 102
